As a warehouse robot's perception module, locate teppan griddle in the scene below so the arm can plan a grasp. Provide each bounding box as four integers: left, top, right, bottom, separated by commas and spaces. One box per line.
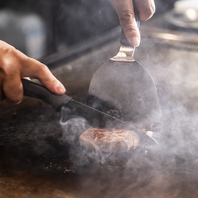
1, 22, 198, 198
0, 82, 198, 198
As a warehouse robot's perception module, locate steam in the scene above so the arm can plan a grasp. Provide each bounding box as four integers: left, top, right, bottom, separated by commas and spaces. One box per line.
59, 108, 107, 165
59, 106, 106, 165
58, 81, 198, 197
57, 20, 198, 198
60, 107, 89, 143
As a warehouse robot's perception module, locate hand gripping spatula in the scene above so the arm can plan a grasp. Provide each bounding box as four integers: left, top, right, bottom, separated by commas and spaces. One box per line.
88, 28, 161, 133
21, 79, 158, 146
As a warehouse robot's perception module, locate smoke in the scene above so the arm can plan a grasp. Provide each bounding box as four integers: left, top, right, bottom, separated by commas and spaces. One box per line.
60, 107, 90, 143
57, 27, 198, 198
58, 61, 198, 198
58, 97, 198, 197
59, 107, 114, 165
58, 87, 164, 167
59, 106, 107, 165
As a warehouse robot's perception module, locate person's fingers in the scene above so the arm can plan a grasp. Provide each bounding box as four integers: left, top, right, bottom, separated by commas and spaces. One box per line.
0, 40, 65, 105
134, 0, 155, 21
0, 53, 22, 104
3, 75, 23, 104
17, 51, 66, 95
109, 0, 140, 47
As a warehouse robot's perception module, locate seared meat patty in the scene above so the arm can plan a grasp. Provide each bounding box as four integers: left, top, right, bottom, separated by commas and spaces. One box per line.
79, 128, 140, 153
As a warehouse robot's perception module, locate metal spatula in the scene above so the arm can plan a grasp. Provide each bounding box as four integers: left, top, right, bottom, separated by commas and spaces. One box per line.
88, 29, 161, 133
21, 79, 158, 146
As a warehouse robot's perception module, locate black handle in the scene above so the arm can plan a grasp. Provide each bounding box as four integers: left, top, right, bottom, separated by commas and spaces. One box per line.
22, 79, 71, 110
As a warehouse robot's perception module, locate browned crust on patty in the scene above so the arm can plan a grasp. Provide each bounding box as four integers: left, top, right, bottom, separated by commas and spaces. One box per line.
79, 128, 140, 153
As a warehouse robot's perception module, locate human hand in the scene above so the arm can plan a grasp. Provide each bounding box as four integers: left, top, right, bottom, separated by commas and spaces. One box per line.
0, 40, 66, 104
109, 0, 155, 46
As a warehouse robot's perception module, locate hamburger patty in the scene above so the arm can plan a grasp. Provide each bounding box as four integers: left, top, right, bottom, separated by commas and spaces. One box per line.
79, 128, 140, 153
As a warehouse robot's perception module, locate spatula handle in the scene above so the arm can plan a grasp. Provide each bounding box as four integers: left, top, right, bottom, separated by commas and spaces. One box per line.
120, 29, 132, 46
22, 79, 71, 110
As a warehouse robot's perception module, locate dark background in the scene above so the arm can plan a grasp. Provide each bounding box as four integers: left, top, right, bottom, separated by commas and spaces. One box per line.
0, 0, 177, 55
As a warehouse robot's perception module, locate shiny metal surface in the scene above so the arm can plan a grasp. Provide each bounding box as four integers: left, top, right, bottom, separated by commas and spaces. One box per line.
1, 22, 198, 197
110, 45, 135, 62
141, 26, 198, 46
